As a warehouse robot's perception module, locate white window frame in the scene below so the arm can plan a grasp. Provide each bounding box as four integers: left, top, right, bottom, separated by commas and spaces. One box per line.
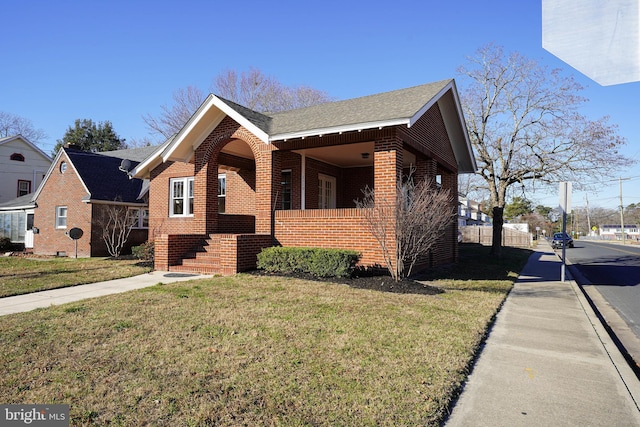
169, 177, 194, 217
56, 206, 67, 229
17, 180, 31, 197
129, 208, 149, 229
218, 173, 226, 213
318, 173, 336, 209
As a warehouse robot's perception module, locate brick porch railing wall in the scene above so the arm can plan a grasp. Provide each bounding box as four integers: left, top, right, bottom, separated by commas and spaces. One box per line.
274, 208, 384, 267
218, 234, 273, 275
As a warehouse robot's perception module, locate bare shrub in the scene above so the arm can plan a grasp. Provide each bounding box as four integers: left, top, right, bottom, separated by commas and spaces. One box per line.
356, 174, 456, 281
97, 204, 138, 257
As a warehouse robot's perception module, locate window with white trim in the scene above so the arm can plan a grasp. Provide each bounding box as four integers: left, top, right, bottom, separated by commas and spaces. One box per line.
56, 206, 67, 229
169, 177, 194, 216
18, 180, 31, 197
318, 173, 336, 209
218, 174, 226, 213
129, 208, 149, 229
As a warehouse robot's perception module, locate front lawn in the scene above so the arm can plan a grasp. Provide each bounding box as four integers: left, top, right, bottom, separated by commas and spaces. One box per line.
0, 245, 530, 426
0, 256, 152, 297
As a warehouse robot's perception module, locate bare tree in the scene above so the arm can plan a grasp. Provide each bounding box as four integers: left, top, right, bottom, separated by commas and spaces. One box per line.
0, 111, 47, 144
97, 203, 139, 257
458, 44, 634, 256
356, 174, 456, 282
144, 68, 333, 139
143, 86, 205, 139
214, 67, 334, 112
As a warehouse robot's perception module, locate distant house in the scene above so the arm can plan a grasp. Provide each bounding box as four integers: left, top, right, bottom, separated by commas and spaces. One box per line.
32, 145, 154, 257
132, 79, 477, 275
458, 198, 491, 227
0, 135, 51, 204
599, 224, 640, 240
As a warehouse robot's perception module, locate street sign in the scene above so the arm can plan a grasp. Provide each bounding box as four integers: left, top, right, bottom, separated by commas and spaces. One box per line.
559, 182, 572, 214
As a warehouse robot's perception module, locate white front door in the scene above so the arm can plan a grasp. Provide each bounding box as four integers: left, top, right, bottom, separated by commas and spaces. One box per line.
24, 211, 34, 248
318, 174, 336, 209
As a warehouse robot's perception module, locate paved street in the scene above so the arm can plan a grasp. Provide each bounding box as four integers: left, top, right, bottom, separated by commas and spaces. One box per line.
561, 240, 640, 366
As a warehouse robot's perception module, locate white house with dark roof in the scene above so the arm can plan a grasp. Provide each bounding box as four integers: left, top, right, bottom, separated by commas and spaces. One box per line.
0, 135, 51, 204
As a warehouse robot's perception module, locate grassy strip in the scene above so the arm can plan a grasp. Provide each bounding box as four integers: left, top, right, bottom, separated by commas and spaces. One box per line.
0, 257, 152, 297
0, 245, 530, 426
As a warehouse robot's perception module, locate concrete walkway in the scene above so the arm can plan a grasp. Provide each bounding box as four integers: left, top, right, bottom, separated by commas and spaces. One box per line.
446, 240, 640, 426
0, 271, 211, 316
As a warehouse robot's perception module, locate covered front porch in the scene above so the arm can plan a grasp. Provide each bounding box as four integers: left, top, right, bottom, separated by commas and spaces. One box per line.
136, 80, 472, 275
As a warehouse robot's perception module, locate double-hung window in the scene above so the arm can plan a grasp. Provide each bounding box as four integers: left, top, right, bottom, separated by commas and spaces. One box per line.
170, 177, 194, 217
17, 180, 31, 197
56, 206, 67, 229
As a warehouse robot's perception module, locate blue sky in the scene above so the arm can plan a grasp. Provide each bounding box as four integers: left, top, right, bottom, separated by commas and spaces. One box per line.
2, 0, 639, 210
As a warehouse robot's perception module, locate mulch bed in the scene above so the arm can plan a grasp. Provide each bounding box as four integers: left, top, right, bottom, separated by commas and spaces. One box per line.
248, 270, 444, 296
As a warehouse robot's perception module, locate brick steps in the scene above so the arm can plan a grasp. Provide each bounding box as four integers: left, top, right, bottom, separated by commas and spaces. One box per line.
168, 265, 220, 275
168, 234, 223, 275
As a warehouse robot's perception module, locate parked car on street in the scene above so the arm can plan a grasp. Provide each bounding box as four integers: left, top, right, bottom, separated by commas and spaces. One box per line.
551, 232, 574, 249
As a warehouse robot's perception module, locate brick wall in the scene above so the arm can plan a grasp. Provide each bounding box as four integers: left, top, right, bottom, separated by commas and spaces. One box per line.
223, 169, 256, 215
274, 209, 384, 267
219, 234, 273, 275
342, 166, 374, 207
148, 160, 197, 240
154, 233, 204, 270
399, 102, 458, 172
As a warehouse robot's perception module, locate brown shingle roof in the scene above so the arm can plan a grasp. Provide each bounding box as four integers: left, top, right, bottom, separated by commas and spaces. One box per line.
216, 79, 453, 138
268, 79, 453, 137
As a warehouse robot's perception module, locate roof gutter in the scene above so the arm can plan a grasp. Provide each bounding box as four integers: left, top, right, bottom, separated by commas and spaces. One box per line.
82, 199, 147, 207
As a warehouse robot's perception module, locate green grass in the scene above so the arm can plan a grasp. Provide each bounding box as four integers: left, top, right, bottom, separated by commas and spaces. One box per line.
0, 245, 531, 426
0, 257, 152, 297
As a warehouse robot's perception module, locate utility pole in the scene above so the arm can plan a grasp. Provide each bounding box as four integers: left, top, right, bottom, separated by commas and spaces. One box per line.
586, 194, 592, 236
559, 182, 572, 283
620, 177, 629, 245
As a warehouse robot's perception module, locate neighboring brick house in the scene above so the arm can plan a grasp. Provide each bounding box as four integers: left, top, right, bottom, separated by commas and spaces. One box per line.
132, 79, 477, 275
32, 145, 155, 257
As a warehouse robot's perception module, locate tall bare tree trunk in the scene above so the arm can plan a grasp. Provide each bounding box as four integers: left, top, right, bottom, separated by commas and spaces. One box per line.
490, 206, 503, 257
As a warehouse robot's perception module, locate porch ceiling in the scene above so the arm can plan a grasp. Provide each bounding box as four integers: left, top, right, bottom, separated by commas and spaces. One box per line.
293, 142, 416, 168
222, 139, 254, 159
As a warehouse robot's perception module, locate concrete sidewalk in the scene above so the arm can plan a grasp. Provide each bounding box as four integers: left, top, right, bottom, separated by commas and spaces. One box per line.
446, 240, 640, 426
0, 271, 211, 316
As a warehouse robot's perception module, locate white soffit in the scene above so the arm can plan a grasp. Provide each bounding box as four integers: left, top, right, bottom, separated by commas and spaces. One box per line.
162, 95, 270, 163
269, 118, 410, 142
543, 0, 640, 86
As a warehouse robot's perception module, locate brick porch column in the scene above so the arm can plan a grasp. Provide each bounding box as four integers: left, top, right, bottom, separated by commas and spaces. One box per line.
374, 134, 403, 271
254, 144, 277, 235
194, 142, 218, 234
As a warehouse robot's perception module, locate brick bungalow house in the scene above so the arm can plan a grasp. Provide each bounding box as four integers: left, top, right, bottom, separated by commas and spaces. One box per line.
132, 79, 476, 275
32, 145, 155, 257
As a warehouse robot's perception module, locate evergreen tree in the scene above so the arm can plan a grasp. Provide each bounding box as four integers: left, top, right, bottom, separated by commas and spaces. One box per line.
52, 119, 126, 156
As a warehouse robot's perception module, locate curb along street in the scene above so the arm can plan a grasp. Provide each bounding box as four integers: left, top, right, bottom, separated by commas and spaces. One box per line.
563, 254, 640, 377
